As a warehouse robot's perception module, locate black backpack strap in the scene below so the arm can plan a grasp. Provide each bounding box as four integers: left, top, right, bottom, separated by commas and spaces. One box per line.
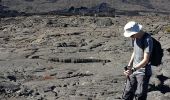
141, 33, 150, 50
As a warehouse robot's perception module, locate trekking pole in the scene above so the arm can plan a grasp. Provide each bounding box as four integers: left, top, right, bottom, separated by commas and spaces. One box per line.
121, 66, 129, 100
122, 66, 138, 100
122, 66, 137, 100
122, 77, 127, 100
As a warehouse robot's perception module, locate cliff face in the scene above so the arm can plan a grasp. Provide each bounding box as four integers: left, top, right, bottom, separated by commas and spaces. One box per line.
0, 0, 170, 17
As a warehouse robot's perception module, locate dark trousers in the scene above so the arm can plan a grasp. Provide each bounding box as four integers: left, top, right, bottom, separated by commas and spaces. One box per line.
122, 74, 151, 100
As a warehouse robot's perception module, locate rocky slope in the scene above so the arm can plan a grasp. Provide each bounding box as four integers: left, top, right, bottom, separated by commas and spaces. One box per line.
0, 15, 170, 100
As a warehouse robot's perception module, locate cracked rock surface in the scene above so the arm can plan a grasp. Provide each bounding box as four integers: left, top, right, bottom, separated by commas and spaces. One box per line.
0, 15, 170, 100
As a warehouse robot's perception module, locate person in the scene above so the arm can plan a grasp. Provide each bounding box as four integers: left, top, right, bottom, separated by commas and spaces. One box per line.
122, 21, 153, 100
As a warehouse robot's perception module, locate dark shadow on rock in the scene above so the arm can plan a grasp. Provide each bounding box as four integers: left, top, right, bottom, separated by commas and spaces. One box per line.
24, 0, 34, 2
149, 84, 170, 94
40, 0, 59, 4
167, 48, 170, 54
48, 58, 111, 64
149, 75, 170, 94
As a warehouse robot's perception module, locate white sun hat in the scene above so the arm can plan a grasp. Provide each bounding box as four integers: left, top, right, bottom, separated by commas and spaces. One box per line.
123, 21, 142, 37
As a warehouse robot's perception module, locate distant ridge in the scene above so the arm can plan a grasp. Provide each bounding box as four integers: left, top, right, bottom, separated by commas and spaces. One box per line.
0, 0, 170, 17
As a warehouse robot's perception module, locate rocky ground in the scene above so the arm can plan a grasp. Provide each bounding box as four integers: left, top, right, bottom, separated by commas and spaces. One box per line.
0, 15, 170, 100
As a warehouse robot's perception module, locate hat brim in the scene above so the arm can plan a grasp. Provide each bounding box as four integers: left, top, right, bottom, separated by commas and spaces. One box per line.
123, 24, 142, 37
123, 31, 138, 37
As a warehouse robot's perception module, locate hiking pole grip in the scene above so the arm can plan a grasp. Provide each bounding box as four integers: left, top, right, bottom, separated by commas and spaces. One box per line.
124, 66, 128, 71
124, 66, 131, 81
122, 66, 131, 100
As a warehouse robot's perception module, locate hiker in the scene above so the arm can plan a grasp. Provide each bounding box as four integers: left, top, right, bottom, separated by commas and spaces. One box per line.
122, 21, 153, 100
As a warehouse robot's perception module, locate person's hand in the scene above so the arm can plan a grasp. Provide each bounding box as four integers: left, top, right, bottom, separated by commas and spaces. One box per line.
124, 69, 133, 77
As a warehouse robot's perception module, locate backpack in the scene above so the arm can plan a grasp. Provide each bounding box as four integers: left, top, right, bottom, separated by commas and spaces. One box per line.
143, 33, 163, 66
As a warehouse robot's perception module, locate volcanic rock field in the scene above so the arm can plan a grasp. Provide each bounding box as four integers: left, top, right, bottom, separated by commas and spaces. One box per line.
0, 15, 170, 100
